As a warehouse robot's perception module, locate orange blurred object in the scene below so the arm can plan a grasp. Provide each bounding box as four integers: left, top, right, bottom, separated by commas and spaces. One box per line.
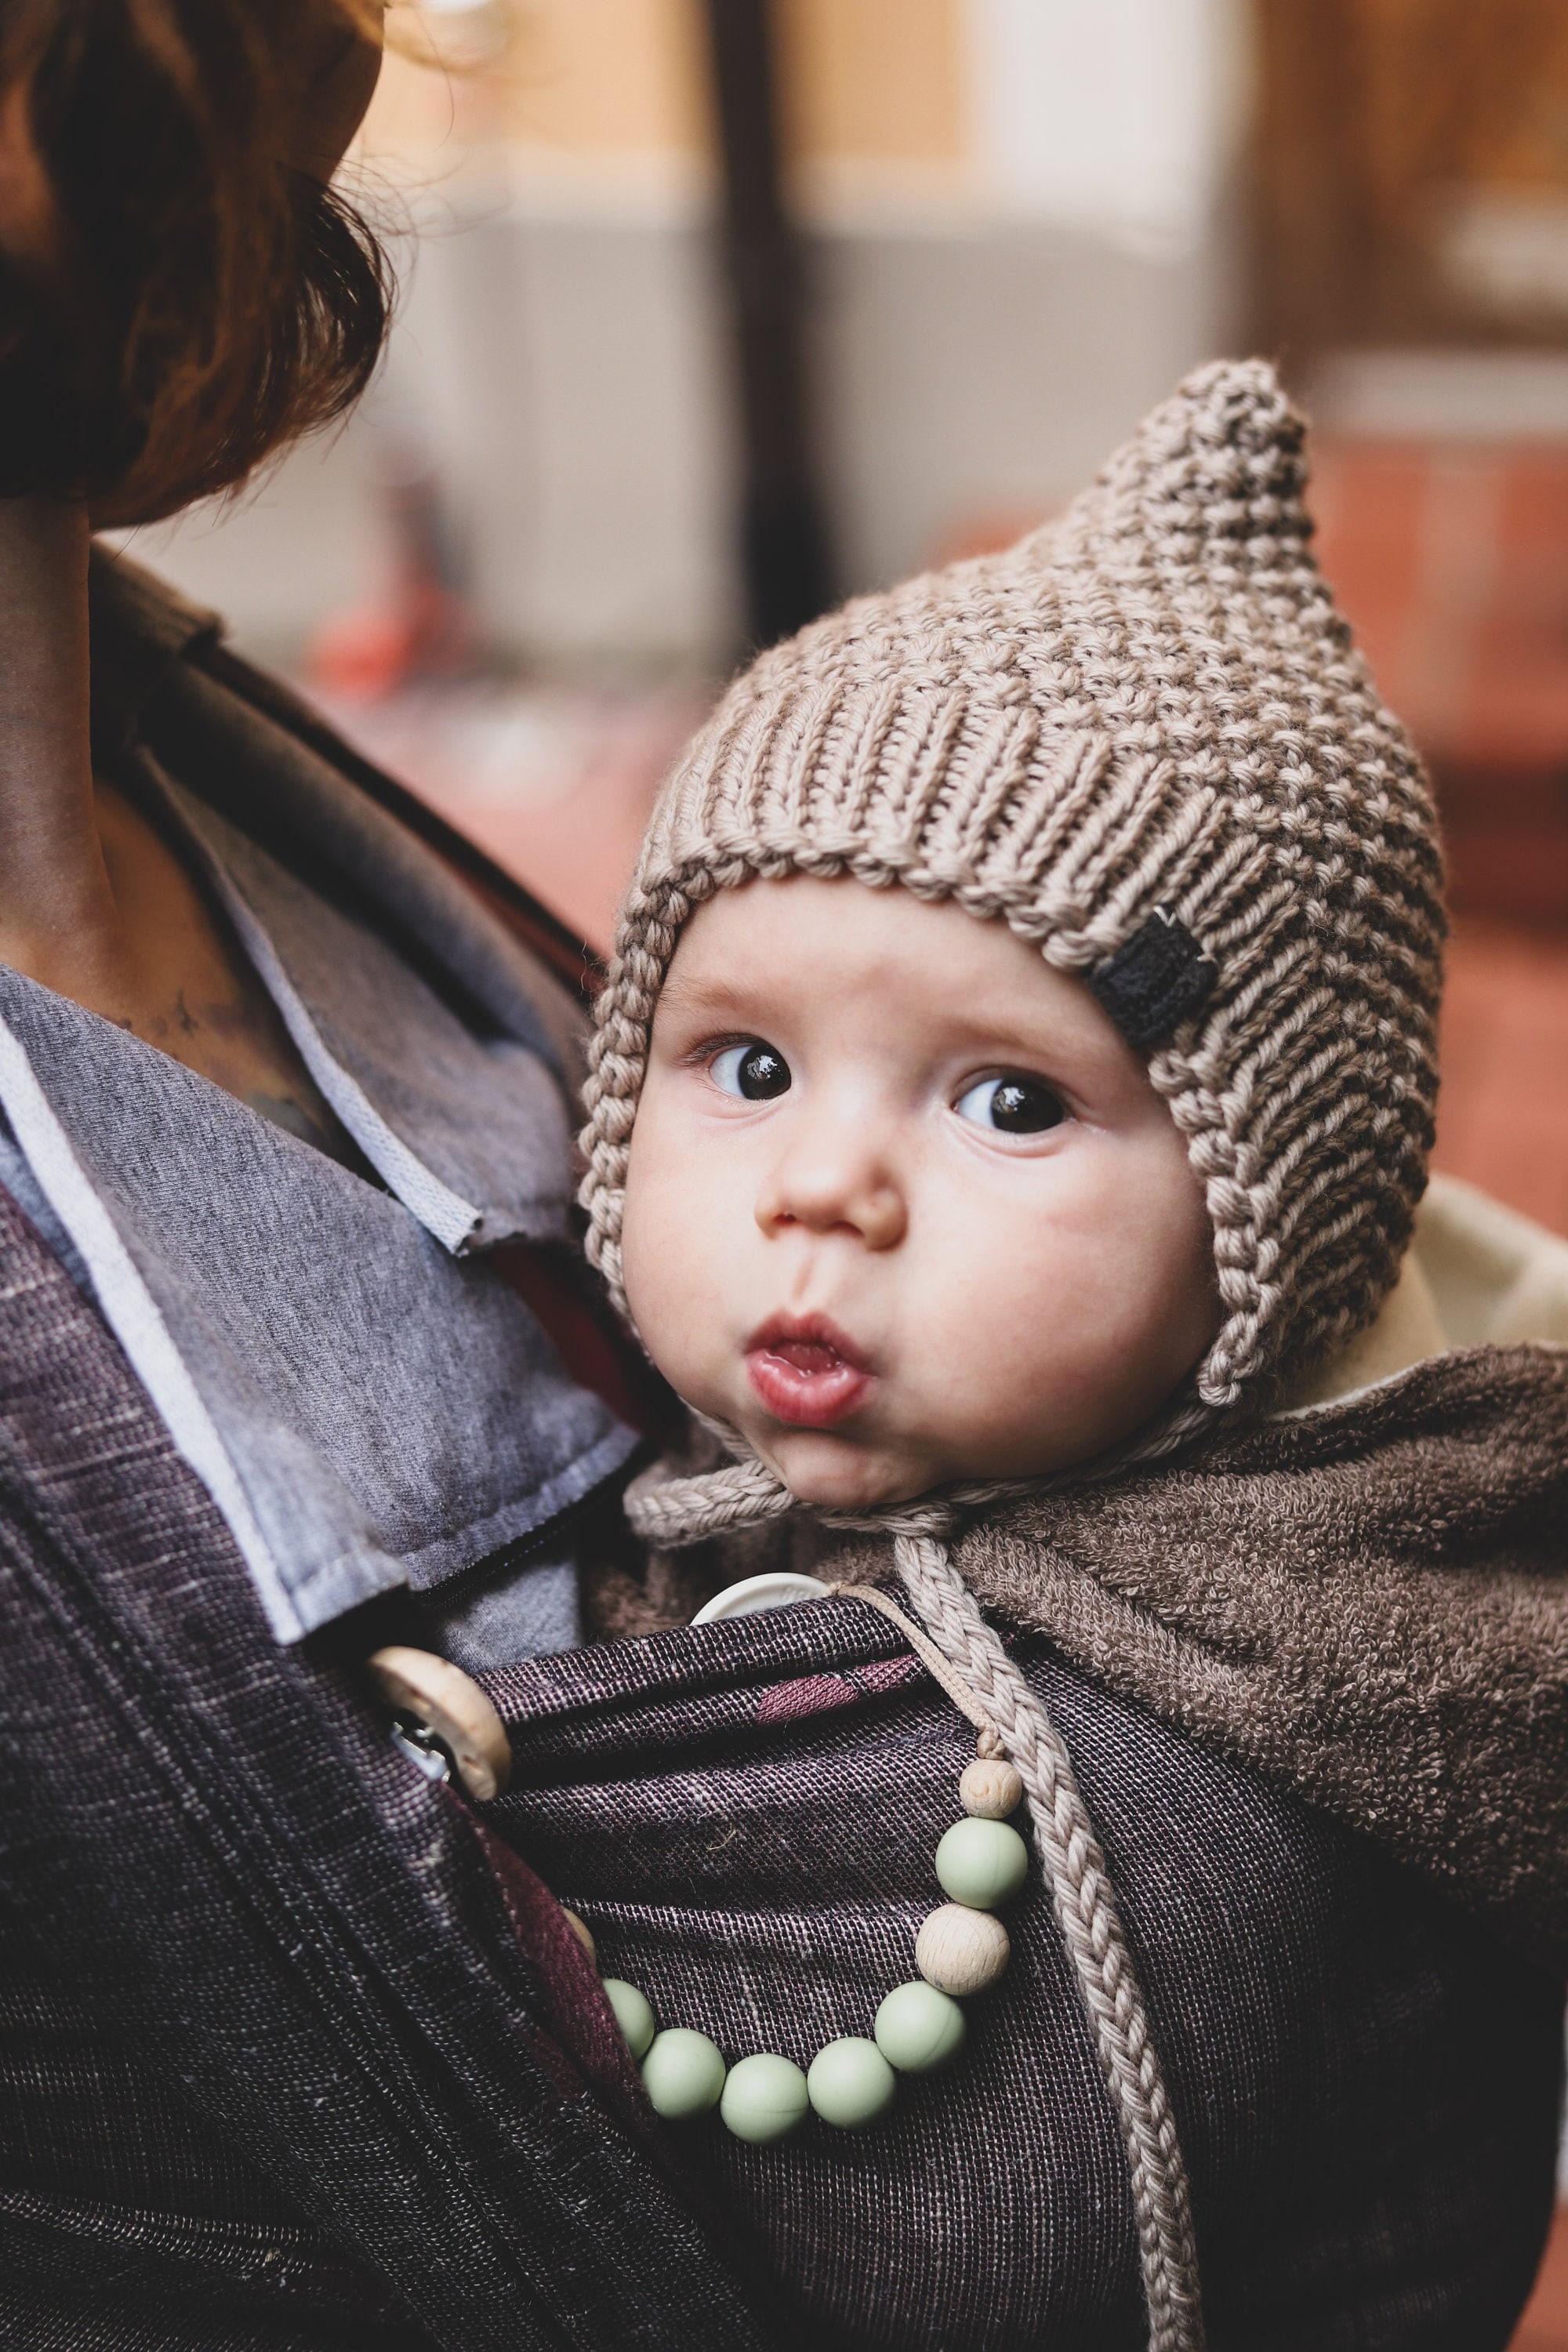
1436, 920, 1568, 1235
1311, 439, 1568, 932
307, 585, 476, 702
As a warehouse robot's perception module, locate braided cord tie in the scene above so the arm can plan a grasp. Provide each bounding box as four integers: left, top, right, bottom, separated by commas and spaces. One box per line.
884, 1516, 1204, 2352
626, 1454, 797, 1547
825, 1581, 1007, 1755
625, 1455, 1206, 2347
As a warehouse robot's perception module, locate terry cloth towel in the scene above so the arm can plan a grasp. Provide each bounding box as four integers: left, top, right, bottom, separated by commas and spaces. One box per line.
810, 1172, 1568, 1976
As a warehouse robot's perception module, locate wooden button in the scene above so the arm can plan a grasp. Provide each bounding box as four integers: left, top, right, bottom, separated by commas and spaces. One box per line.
561, 1907, 597, 1966
367, 1645, 512, 1801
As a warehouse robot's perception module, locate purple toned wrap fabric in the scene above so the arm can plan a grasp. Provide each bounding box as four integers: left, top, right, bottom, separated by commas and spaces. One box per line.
481, 1594, 1562, 2352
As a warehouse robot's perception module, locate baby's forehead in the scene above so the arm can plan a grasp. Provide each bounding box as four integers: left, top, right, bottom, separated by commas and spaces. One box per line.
664, 872, 1011, 989
654, 874, 1135, 1069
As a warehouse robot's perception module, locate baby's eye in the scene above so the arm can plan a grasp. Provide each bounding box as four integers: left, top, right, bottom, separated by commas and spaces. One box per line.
710, 1040, 792, 1100
953, 1073, 1067, 1134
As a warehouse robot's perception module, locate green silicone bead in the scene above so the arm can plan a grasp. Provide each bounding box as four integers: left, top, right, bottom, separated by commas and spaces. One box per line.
874, 1979, 967, 2074
935, 1816, 1029, 1909
641, 2027, 727, 2119
719, 2052, 811, 2144
602, 1977, 655, 2061
806, 2036, 897, 2129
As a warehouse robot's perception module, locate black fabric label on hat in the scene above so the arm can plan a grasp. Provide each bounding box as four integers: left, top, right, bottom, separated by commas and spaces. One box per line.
1087, 912, 1217, 1052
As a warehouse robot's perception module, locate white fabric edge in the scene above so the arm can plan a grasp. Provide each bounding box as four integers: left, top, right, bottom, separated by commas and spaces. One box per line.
0, 1012, 307, 1643
1276, 1169, 1568, 1423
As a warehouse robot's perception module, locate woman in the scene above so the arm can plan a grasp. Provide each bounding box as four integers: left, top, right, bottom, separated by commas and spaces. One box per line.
0, 9, 1562, 2352
0, 6, 774, 2345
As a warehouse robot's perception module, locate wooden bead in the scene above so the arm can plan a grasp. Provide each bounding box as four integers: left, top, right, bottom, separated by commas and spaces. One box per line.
561, 1907, 597, 1966
367, 1645, 513, 1801
960, 1756, 1023, 1820
916, 1902, 1011, 1996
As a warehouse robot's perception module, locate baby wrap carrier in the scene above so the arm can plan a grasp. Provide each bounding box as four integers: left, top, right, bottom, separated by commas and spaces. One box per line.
481, 1466, 1564, 2350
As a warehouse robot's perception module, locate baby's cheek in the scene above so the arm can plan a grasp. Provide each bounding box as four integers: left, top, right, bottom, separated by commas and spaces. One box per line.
620, 1141, 727, 1403
909, 1174, 1179, 1472
912, 1239, 1058, 1452
619, 1178, 680, 1367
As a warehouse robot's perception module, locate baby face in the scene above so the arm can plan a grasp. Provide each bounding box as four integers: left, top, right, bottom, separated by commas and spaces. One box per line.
620, 877, 1218, 1510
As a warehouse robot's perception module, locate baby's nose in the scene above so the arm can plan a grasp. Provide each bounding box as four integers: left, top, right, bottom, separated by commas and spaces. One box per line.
755, 1156, 906, 1250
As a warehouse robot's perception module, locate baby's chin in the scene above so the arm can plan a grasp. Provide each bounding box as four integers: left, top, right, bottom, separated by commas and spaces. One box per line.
750, 1424, 941, 1513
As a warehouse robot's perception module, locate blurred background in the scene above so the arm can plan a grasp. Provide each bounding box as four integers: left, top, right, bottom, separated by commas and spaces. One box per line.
111, 7, 1568, 2320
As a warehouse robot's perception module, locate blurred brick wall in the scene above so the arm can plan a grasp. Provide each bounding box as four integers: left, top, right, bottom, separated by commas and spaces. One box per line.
1311, 440, 1568, 932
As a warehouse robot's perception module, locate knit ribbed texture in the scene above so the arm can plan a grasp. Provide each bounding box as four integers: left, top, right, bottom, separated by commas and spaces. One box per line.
581, 358, 1446, 1423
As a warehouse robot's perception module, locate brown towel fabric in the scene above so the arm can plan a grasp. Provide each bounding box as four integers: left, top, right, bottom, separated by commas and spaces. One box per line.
814, 1341, 1568, 1973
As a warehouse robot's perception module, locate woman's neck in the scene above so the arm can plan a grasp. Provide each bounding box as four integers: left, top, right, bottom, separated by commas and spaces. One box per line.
0, 496, 125, 999
0, 498, 369, 1163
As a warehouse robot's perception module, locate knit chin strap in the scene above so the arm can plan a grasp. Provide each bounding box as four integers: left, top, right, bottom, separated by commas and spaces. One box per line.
626, 1454, 1206, 2352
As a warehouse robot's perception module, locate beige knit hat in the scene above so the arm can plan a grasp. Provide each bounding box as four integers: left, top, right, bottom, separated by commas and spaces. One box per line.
581, 358, 1445, 1441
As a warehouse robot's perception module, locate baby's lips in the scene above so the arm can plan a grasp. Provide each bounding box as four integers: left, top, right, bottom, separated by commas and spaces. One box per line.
743, 1309, 873, 1375
744, 1340, 873, 1428
769, 1336, 850, 1375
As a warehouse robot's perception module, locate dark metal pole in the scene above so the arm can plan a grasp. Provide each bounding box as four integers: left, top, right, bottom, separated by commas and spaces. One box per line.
702, 0, 834, 650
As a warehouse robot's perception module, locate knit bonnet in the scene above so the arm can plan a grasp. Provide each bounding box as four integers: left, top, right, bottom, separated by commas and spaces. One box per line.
581, 358, 1445, 1448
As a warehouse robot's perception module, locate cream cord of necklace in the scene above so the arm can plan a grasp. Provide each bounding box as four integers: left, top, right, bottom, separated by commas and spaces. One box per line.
622, 1457, 1207, 2352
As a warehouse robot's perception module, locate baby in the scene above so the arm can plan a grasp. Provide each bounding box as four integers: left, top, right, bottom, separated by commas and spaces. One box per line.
570, 361, 1566, 2347
584, 364, 1438, 1502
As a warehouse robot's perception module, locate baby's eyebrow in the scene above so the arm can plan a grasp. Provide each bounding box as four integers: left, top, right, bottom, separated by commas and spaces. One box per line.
652, 967, 761, 1024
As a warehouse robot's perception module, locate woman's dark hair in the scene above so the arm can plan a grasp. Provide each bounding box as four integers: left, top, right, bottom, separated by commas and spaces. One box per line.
0, 2, 391, 524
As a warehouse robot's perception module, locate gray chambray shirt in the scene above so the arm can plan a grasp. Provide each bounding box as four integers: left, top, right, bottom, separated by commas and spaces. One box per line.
0, 561, 637, 1661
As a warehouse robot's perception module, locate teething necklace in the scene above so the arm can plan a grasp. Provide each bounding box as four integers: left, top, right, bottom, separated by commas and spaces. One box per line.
369, 1538, 1203, 2344
568, 1582, 1030, 2142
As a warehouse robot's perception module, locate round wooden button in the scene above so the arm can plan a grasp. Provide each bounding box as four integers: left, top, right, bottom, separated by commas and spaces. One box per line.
561, 1907, 597, 1966
367, 1646, 513, 1801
